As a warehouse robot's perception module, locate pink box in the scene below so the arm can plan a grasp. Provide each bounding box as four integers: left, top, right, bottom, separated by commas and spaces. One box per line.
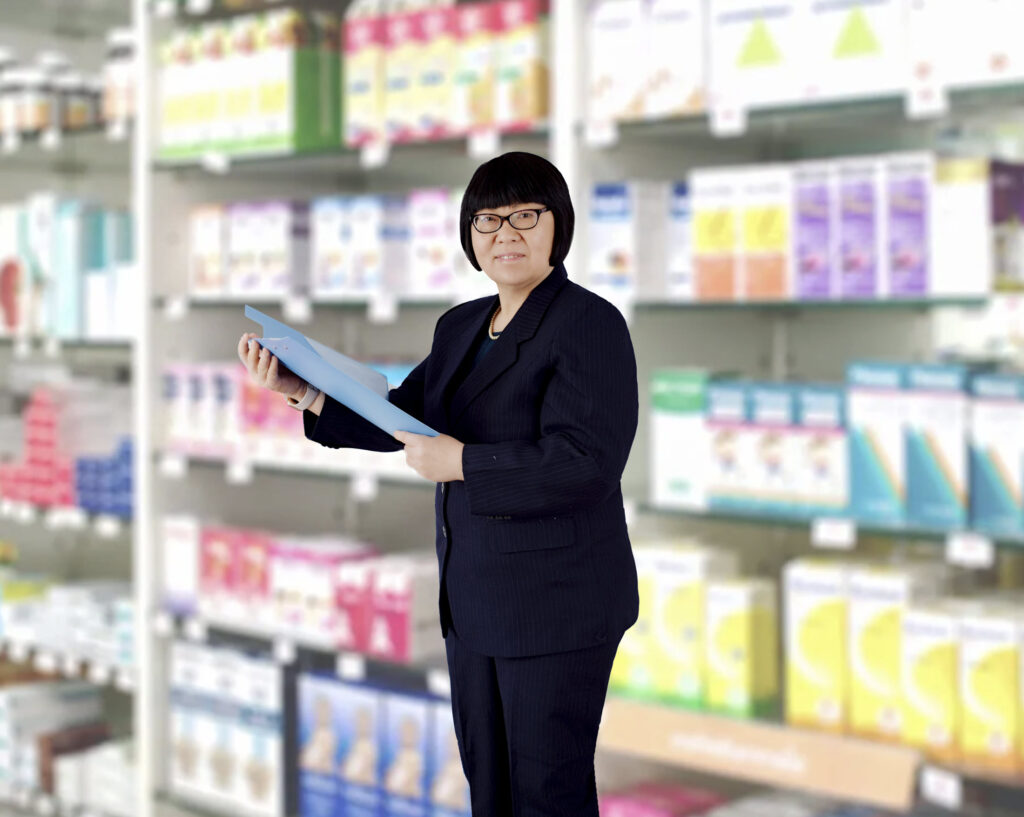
199, 526, 240, 619
335, 558, 377, 652
237, 529, 272, 622
417, 5, 457, 141
384, 10, 427, 144
344, 14, 387, 148
600, 783, 725, 817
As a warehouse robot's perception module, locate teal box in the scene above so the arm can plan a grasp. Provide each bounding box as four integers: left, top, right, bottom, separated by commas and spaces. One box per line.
53, 200, 90, 339
706, 381, 752, 513
969, 373, 1024, 535
846, 361, 908, 524
796, 385, 848, 518
749, 383, 799, 517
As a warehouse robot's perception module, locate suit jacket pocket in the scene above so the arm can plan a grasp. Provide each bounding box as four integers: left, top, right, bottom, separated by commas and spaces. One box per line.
482, 515, 575, 553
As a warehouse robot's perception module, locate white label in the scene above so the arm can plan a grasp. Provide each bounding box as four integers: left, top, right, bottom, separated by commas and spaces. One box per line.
9, 642, 28, 662
710, 103, 748, 138
17, 503, 38, 525
200, 151, 230, 175
164, 295, 188, 321
283, 294, 313, 324
14, 337, 30, 358
107, 119, 128, 142
3, 130, 20, 154
337, 653, 366, 681
154, 0, 177, 18
273, 638, 296, 665
584, 120, 619, 149
115, 669, 135, 692
921, 765, 962, 810
812, 517, 857, 550
62, 655, 81, 677
95, 515, 122, 538
426, 669, 451, 698
34, 652, 57, 674
186, 0, 213, 14
368, 292, 398, 324
226, 459, 254, 485
946, 532, 995, 570
44, 509, 62, 531
352, 472, 379, 502
89, 663, 113, 685
35, 793, 55, 816
360, 139, 390, 169
44, 337, 61, 358
906, 83, 949, 119
16, 789, 31, 808
153, 611, 174, 637
41, 129, 60, 151
0, 499, 11, 517
468, 128, 501, 159
184, 617, 207, 642
160, 452, 188, 479
65, 507, 87, 529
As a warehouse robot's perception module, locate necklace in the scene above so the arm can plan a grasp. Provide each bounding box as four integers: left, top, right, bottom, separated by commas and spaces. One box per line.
488, 306, 502, 340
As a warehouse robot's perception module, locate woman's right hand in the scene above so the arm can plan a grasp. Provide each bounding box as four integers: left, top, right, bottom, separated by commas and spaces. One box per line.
238, 332, 305, 400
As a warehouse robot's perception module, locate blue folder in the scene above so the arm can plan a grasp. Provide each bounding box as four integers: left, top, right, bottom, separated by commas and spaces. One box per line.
245, 306, 438, 438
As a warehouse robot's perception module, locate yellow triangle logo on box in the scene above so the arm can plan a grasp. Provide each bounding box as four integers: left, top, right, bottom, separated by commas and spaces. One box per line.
834, 8, 881, 59
738, 20, 782, 68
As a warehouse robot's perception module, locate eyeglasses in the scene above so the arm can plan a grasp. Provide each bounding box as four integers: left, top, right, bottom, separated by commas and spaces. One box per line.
471, 207, 549, 234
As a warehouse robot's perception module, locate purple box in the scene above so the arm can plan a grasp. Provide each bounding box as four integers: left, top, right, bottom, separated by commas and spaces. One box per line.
887, 154, 931, 298
794, 163, 834, 299
839, 160, 882, 299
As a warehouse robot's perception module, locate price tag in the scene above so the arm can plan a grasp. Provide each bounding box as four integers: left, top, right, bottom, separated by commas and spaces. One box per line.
14, 337, 31, 358
15, 788, 31, 808
153, 611, 175, 637
160, 451, 188, 479
946, 531, 995, 570
9, 642, 28, 662
62, 655, 81, 678
273, 638, 296, 665
283, 294, 313, 324
164, 295, 189, 321
584, 119, 619, 149
812, 517, 857, 550
3, 130, 20, 154
115, 669, 135, 692
186, 0, 213, 14
907, 82, 949, 119
352, 472, 379, 502
184, 617, 207, 643
65, 507, 87, 530
200, 151, 230, 174
0, 499, 11, 518
426, 669, 451, 698
44, 336, 61, 358
368, 292, 398, 324
337, 653, 366, 681
360, 138, 390, 169
920, 764, 962, 810
89, 663, 113, 685
17, 503, 38, 525
107, 119, 128, 142
468, 128, 500, 159
154, 0, 177, 18
44, 509, 64, 530
226, 459, 254, 485
95, 515, 122, 538
34, 652, 57, 674
41, 129, 61, 151
35, 793, 55, 816
710, 100, 748, 138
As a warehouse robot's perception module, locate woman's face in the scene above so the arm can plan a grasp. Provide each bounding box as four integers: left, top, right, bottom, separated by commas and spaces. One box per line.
470, 201, 555, 291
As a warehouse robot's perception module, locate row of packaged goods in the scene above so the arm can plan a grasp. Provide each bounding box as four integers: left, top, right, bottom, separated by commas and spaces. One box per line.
613, 540, 1024, 775
586, 0, 1024, 123
0, 385, 133, 515
651, 361, 1024, 536
161, 360, 418, 472
0, 30, 135, 142
0, 670, 133, 816
157, 0, 549, 158
0, 574, 134, 675
0, 193, 136, 340
162, 516, 442, 663
185, 152, 1007, 307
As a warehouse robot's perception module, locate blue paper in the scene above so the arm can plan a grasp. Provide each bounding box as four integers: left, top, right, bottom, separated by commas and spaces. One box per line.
245, 305, 438, 438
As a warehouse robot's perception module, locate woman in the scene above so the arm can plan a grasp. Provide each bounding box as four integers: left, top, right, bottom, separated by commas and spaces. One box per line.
238, 151, 639, 816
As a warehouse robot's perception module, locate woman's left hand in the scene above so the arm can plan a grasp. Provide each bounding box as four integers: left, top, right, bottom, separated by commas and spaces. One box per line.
393, 431, 465, 482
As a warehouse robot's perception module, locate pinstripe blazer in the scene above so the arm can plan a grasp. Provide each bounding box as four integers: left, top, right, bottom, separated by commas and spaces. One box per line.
303, 263, 640, 657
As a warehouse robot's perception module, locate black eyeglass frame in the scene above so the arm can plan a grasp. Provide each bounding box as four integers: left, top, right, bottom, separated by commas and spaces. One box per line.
470, 207, 551, 234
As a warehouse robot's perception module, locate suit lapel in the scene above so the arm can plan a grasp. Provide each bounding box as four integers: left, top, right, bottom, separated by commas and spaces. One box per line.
448, 264, 569, 425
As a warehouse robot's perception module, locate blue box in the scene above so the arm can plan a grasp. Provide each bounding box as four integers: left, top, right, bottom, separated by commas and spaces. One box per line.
969, 372, 1024, 535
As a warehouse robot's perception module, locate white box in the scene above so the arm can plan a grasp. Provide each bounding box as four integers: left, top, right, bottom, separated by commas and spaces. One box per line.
650, 369, 714, 511
188, 205, 227, 298
311, 197, 351, 298
644, 0, 705, 118
586, 0, 645, 123
589, 181, 667, 299
162, 515, 200, 615
408, 188, 456, 300
931, 158, 992, 298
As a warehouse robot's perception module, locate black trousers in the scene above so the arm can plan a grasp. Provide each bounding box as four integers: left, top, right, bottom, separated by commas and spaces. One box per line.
443, 625, 622, 817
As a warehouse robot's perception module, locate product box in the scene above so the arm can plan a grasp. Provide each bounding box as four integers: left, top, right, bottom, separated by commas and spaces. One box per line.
610, 546, 657, 698
344, 10, 387, 147
226, 203, 259, 296
796, 385, 848, 517
846, 361, 907, 525
385, 9, 425, 143
691, 168, 740, 301
748, 384, 799, 515
931, 158, 993, 298
349, 194, 409, 297
589, 181, 667, 299
905, 363, 975, 530
970, 373, 1024, 535
586, 0, 645, 124
336, 557, 377, 652
644, 0, 705, 119
237, 529, 273, 625
311, 196, 350, 298
299, 674, 344, 817
255, 200, 310, 297
706, 381, 752, 512
886, 153, 933, 298
161, 515, 201, 615
367, 556, 441, 664
206, 648, 240, 806
53, 200, 89, 340
169, 642, 210, 801
429, 700, 469, 817
901, 603, 959, 763
453, 3, 499, 136
783, 558, 850, 732
234, 656, 281, 817
707, 0, 801, 109
958, 604, 1020, 775
199, 525, 239, 621
336, 681, 384, 817
495, 0, 550, 130
382, 692, 433, 817
740, 165, 792, 300
408, 188, 455, 299
650, 369, 713, 510
417, 5, 458, 140
837, 157, 886, 300
705, 578, 778, 718
848, 563, 945, 741
665, 182, 694, 299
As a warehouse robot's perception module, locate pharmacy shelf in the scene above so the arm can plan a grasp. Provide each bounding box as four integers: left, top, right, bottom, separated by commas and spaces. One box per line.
5, 0, 129, 37
0, 129, 131, 175
632, 296, 990, 312
0, 639, 135, 695
639, 502, 1024, 549
0, 503, 131, 537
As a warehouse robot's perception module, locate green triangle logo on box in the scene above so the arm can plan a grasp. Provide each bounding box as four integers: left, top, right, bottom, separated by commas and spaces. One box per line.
738, 20, 782, 68
834, 8, 881, 59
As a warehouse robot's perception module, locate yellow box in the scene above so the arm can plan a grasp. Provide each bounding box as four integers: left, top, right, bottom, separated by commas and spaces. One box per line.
783, 558, 850, 731
958, 603, 1020, 775
705, 578, 778, 717
610, 545, 659, 697
343, 11, 386, 147
901, 603, 959, 763
848, 563, 945, 741
495, 0, 549, 130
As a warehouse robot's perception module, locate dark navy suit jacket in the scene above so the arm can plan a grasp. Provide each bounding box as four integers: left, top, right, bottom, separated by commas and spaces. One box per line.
304, 263, 640, 658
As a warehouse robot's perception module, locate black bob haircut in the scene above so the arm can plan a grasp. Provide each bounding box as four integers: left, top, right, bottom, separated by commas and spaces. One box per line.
460, 151, 575, 272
